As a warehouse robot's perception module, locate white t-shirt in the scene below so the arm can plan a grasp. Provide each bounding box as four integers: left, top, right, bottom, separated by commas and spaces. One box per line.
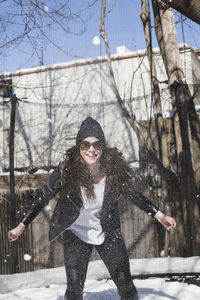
68, 177, 106, 245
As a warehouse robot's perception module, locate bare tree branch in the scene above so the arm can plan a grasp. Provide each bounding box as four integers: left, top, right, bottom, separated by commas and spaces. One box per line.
99, 0, 140, 138
0, 0, 98, 65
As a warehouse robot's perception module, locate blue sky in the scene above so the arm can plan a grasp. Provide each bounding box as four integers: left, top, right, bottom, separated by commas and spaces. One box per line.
1, 0, 200, 73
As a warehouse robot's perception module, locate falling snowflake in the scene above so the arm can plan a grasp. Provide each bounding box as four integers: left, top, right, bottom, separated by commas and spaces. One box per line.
44, 205, 52, 211
92, 36, 100, 46
24, 254, 32, 261
44, 5, 49, 13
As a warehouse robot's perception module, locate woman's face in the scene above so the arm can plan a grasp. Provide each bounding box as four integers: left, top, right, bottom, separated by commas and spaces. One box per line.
80, 137, 103, 167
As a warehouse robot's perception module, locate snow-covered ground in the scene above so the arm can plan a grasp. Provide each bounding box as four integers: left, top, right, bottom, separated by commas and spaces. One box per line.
0, 278, 200, 300
0, 257, 200, 300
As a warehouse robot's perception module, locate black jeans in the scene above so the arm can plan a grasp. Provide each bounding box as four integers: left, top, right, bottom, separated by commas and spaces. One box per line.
63, 230, 138, 300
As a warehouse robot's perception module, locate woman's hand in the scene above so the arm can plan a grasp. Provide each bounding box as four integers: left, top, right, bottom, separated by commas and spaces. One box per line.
154, 211, 176, 230
8, 223, 26, 242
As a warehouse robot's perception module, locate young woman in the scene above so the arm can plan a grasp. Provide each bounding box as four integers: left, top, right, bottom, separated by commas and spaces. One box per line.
8, 117, 176, 300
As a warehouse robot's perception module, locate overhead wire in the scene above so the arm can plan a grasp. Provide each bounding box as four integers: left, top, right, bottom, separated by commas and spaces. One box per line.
180, 14, 187, 77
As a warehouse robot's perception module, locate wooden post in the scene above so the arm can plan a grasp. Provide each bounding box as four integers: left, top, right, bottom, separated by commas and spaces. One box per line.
9, 93, 19, 273
140, 0, 172, 255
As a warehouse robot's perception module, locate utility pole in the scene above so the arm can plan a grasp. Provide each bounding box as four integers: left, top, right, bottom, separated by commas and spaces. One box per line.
9, 93, 19, 273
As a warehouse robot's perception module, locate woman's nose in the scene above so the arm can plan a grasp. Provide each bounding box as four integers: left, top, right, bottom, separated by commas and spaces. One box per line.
88, 145, 95, 151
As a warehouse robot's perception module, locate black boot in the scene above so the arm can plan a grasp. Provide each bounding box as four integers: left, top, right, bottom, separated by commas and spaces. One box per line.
120, 296, 138, 300
120, 291, 139, 300
64, 289, 83, 300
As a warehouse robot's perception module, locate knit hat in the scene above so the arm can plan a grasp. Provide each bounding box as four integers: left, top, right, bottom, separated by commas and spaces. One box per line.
76, 117, 106, 146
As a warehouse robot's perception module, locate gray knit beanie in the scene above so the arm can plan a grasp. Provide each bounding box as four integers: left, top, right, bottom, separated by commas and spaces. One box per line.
76, 117, 106, 146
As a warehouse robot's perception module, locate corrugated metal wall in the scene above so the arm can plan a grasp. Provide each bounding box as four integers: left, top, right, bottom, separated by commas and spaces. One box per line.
1, 49, 197, 171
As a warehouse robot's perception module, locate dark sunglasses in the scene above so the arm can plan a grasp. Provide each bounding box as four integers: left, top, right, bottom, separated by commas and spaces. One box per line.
80, 140, 103, 151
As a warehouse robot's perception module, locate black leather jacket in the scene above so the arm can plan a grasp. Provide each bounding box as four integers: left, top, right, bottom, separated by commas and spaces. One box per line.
21, 164, 159, 242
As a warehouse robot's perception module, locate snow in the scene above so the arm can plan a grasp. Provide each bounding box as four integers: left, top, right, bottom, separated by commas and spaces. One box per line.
23, 254, 32, 261
0, 278, 199, 300
0, 169, 53, 176
0, 257, 200, 299
44, 5, 49, 13
92, 36, 101, 46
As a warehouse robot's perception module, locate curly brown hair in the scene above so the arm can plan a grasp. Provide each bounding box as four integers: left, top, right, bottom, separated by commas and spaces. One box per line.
61, 145, 133, 200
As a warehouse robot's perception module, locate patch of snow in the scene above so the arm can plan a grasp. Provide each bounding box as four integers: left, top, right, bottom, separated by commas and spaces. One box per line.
33, 169, 51, 174
0, 169, 52, 176
195, 105, 200, 112
0, 277, 200, 299
0, 257, 200, 298
116, 45, 131, 55
130, 161, 140, 168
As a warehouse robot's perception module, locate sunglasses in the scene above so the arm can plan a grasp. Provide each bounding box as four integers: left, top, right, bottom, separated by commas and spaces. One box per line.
80, 140, 103, 151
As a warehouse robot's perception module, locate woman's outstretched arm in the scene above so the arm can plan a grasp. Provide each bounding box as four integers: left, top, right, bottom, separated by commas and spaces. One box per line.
8, 164, 62, 242
124, 187, 176, 230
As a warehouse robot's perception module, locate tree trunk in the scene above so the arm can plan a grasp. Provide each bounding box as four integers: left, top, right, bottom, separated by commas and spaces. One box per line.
140, 0, 184, 257
158, 0, 200, 25
152, 3, 200, 255
140, 0, 169, 168
153, 1, 200, 186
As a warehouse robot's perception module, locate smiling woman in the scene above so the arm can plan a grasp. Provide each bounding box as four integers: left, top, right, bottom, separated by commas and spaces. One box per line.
8, 117, 176, 300
77, 123, 105, 193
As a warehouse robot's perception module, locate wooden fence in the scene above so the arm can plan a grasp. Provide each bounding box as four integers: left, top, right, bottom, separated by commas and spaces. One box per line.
0, 190, 34, 274
0, 174, 48, 274
0, 170, 161, 275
